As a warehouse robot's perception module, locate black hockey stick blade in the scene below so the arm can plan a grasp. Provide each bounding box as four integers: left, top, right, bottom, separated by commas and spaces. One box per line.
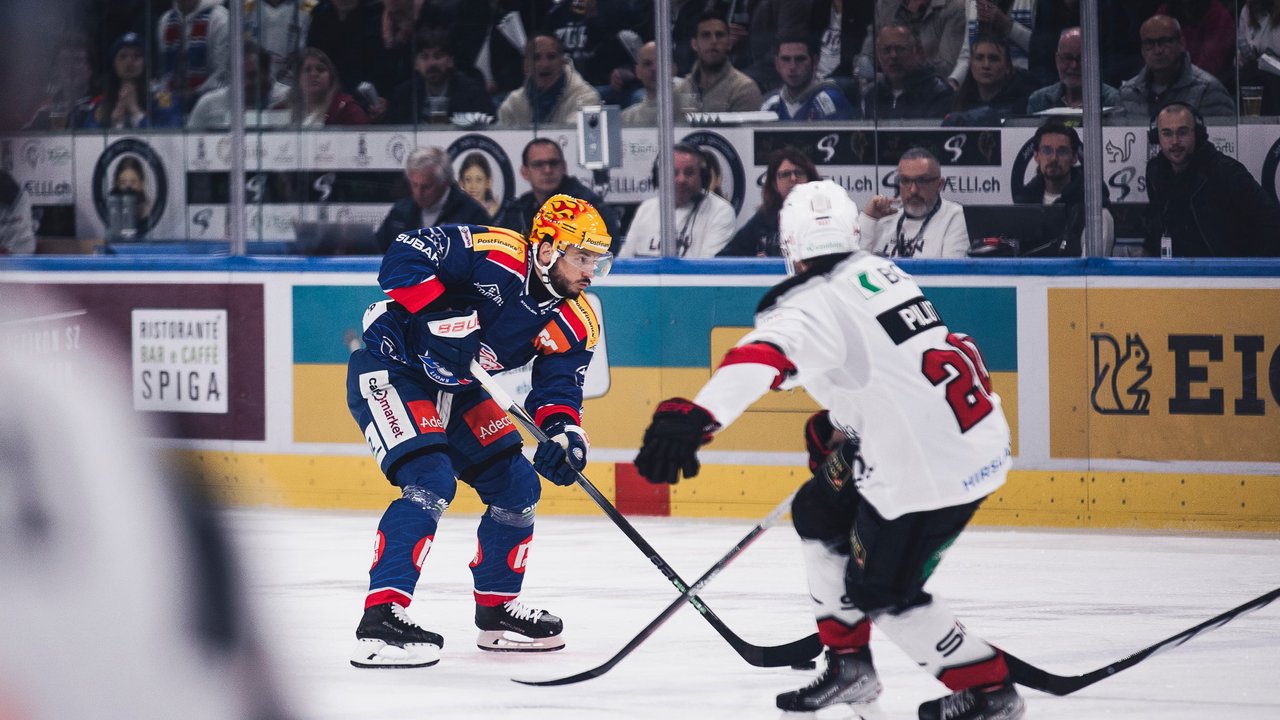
1005, 585, 1280, 696
470, 362, 822, 669
514, 490, 811, 686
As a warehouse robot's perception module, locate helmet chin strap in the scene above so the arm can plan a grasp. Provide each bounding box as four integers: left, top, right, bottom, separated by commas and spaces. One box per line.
533, 242, 564, 298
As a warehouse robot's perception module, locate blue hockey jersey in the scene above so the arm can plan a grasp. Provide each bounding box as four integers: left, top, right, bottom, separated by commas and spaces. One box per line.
363, 224, 601, 426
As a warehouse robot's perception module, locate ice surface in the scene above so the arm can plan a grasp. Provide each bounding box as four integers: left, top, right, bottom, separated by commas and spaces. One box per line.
230, 509, 1280, 719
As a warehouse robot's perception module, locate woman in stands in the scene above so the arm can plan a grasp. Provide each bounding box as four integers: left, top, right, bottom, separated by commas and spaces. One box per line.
289, 48, 370, 126
946, 36, 1034, 125
85, 32, 182, 130
717, 147, 818, 257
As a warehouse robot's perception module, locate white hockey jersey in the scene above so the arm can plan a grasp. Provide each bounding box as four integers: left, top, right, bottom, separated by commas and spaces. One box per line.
695, 251, 1011, 519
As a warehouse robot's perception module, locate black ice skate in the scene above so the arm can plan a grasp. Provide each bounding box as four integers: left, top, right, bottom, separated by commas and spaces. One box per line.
475, 599, 566, 652
776, 649, 883, 712
918, 681, 1026, 720
350, 603, 444, 669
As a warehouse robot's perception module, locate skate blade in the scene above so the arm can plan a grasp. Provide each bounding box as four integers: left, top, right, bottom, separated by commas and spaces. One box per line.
781, 701, 885, 720
350, 638, 441, 668
476, 629, 566, 653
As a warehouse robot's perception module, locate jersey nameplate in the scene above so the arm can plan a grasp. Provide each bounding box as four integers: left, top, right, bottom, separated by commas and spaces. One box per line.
877, 297, 943, 345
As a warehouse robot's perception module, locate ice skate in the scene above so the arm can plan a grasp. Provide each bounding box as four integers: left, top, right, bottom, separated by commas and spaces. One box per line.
917, 681, 1025, 720
350, 603, 443, 669
776, 649, 882, 712
475, 599, 565, 652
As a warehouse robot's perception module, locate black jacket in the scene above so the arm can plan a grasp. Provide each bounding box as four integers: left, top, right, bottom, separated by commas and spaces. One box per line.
717, 211, 780, 257
1014, 167, 1110, 257
374, 184, 493, 252
493, 176, 621, 250
386, 72, 496, 125
866, 67, 955, 120
1144, 143, 1280, 257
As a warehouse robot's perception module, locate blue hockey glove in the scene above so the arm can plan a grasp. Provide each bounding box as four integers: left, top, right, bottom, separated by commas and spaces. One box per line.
415, 310, 480, 387
533, 415, 588, 486
633, 398, 718, 485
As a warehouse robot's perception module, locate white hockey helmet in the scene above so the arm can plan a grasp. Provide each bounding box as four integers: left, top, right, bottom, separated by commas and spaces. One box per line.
778, 179, 860, 275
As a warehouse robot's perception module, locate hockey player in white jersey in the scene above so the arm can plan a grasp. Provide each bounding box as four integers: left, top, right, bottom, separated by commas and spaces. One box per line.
634, 180, 1025, 720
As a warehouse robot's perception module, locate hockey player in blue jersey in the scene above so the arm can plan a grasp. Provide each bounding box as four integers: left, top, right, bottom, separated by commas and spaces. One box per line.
347, 194, 613, 668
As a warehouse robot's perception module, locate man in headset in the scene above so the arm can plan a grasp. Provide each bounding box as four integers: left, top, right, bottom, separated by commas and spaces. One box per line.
1144, 102, 1280, 257
618, 143, 737, 257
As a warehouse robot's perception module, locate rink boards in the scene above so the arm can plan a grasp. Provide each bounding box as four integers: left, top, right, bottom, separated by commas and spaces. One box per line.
3, 256, 1279, 531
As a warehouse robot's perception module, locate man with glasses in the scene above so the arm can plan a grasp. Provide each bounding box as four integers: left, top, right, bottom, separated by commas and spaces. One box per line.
1117, 14, 1233, 121
1143, 102, 1280, 257
864, 23, 955, 120
496, 138, 620, 246
761, 34, 857, 121
1013, 120, 1114, 255
1026, 27, 1120, 113
858, 147, 970, 257
348, 194, 614, 667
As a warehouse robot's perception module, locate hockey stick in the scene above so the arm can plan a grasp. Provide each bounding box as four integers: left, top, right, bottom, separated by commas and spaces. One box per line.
514, 488, 800, 686
1005, 585, 1280, 696
469, 360, 821, 668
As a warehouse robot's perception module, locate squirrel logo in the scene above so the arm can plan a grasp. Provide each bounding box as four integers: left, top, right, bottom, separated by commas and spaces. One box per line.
1090, 332, 1152, 415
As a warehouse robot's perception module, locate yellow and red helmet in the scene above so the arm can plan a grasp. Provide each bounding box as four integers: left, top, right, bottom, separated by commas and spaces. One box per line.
531, 194, 613, 271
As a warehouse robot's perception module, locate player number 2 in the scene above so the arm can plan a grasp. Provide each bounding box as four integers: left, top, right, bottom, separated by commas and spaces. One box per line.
921, 333, 994, 433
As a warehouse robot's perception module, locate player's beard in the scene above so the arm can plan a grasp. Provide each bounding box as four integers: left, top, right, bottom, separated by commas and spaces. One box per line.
548, 263, 586, 298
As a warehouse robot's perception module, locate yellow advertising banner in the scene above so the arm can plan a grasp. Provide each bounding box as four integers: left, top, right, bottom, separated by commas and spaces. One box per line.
1049, 288, 1280, 462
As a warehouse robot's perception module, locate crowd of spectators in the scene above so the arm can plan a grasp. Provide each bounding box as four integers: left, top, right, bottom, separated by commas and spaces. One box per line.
13, 0, 1280, 134
5, 0, 1280, 258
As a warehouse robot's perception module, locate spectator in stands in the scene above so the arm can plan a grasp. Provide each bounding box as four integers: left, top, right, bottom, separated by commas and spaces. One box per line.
186, 42, 290, 130
728, 0, 814, 92
25, 37, 96, 131
1026, 27, 1121, 113
864, 22, 956, 120
860, 0, 967, 79
1237, 0, 1280, 115
476, 0, 555, 101
1027, 0, 1159, 88
544, 0, 637, 106
620, 143, 738, 258
950, 0, 1036, 88
808, 0, 875, 85
157, 0, 230, 112
458, 153, 503, 221
496, 34, 601, 126
0, 171, 36, 255
84, 33, 182, 130
495, 138, 620, 242
305, 0, 384, 100
1013, 120, 1114, 255
859, 147, 970, 258
374, 146, 492, 252
761, 35, 857, 121
244, 0, 315, 84
387, 29, 496, 125
944, 35, 1034, 125
1155, 0, 1235, 87
622, 41, 661, 125
287, 48, 370, 126
717, 147, 818, 257
1144, 102, 1280, 257
1117, 14, 1234, 120
672, 12, 764, 114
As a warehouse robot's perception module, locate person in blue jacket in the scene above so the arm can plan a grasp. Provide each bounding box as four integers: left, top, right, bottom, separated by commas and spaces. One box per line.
348, 194, 613, 668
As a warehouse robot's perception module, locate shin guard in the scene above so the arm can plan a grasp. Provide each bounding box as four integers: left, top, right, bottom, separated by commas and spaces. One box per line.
470, 503, 536, 606
871, 600, 1009, 690
799, 538, 870, 651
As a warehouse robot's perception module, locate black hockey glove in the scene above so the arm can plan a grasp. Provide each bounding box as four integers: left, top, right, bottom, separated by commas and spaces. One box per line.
804, 410, 837, 473
533, 414, 588, 487
415, 310, 480, 388
633, 398, 719, 485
